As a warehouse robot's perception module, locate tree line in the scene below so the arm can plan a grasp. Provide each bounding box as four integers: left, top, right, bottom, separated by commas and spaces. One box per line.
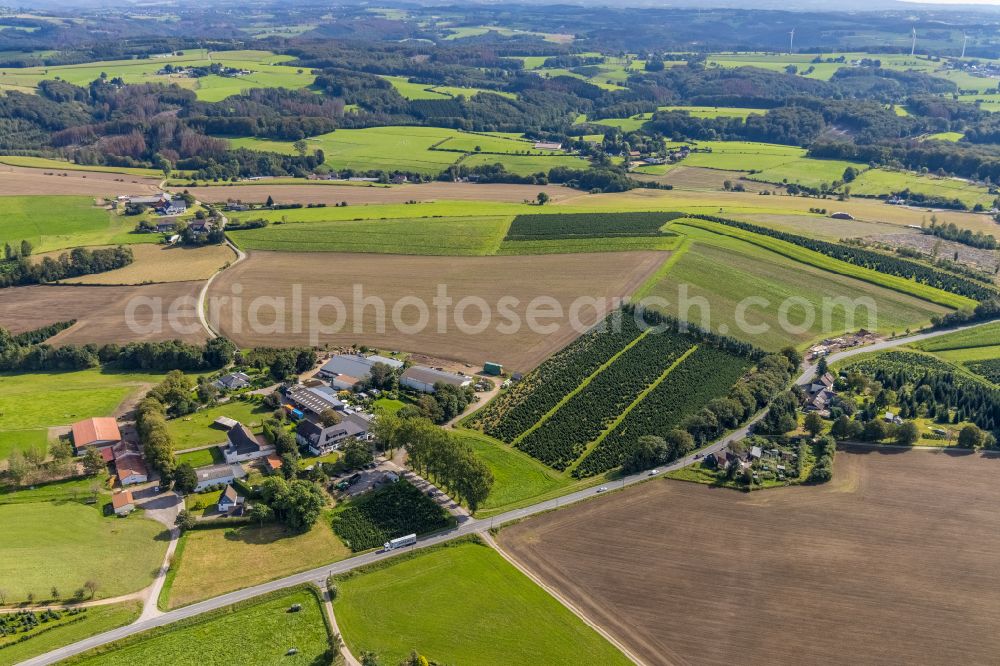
0, 245, 133, 288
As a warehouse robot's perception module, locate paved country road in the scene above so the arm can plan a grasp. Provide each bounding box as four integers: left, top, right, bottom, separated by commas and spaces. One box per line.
21, 318, 998, 665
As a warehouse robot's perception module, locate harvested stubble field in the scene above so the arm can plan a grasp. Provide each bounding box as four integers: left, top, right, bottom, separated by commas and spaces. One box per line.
500, 448, 1000, 666
179, 182, 584, 206
60, 244, 236, 285
0, 282, 207, 343
208, 250, 666, 370
0, 163, 160, 196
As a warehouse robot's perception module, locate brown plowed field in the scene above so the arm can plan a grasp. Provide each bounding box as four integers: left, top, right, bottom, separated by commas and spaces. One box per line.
181, 182, 586, 206
500, 447, 1000, 666
207, 250, 666, 371
0, 164, 160, 196
0, 282, 207, 344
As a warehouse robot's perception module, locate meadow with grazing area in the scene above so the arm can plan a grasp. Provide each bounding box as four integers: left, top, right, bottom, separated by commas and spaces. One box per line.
178, 181, 582, 206
500, 449, 1000, 666
0, 156, 165, 177
451, 430, 574, 513
208, 250, 666, 370
648, 225, 949, 350
679, 141, 806, 171
381, 74, 517, 100
70, 588, 330, 665
228, 126, 585, 175
165, 521, 350, 608
228, 215, 512, 255
747, 157, 866, 189
166, 401, 271, 450
0, 49, 315, 101
845, 169, 995, 209
458, 152, 590, 175
913, 320, 1000, 352
0, 282, 206, 344
0, 196, 155, 253
0, 498, 168, 603
60, 244, 235, 285
332, 539, 631, 666
0, 601, 141, 665
0, 368, 175, 440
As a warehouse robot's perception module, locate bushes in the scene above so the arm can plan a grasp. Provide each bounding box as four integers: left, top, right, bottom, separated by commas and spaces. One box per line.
331, 481, 451, 552
0, 246, 133, 288
808, 436, 836, 483
504, 212, 683, 240
574, 346, 753, 477
468, 312, 644, 442
516, 331, 692, 470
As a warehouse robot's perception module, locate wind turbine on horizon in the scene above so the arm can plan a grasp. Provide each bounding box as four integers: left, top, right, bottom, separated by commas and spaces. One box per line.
961, 32, 969, 59
910, 27, 917, 57
789, 28, 795, 54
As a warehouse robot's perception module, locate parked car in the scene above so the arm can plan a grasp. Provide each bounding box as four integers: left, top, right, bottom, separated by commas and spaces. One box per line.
649, 469, 660, 476
596, 486, 608, 493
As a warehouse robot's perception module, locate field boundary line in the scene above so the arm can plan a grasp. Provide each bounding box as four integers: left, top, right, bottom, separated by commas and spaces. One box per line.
480, 531, 647, 666
511, 328, 652, 447
675, 219, 973, 310
631, 235, 691, 300
565, 344, 698, 476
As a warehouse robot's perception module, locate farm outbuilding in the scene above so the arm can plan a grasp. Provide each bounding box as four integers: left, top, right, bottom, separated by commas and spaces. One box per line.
400, 366, 472, 393
111, 491, 134, 516
71, 417, 122, 451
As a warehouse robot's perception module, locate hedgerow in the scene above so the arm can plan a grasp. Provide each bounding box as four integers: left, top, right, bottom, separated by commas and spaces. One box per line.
574, 346, 752, 477
331, 481, 451, 552
689, 214, 996, 302
516, 331, 693, 469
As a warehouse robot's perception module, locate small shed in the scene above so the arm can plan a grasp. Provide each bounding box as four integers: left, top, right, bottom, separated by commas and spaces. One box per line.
111, 491, 134, 516
483, 362, 503, 376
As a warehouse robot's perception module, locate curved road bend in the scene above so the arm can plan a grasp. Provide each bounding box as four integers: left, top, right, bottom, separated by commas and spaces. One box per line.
23, 318, 1000, 665
195, 212, 245, 339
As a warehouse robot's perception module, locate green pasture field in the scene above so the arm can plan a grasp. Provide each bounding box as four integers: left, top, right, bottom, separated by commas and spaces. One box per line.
230, 126, 574, 175
925, 131, 964, 142
585, 106, 764, 131
0, 155, 164, 177
460, 152, 590, 175
165, 400, 271, 450
436, 133, 557, 155
932, 344, 1000, 365
0, 429, 48, 460
229, 200, 535, 223
0, 195, 160, 253
680, 141, 806, 171
332, 540, 631, 666
174, 447, 223, 468
0, 602, 141, 664
443, 26, 571, 43
913, 321, 1000, 352
845, 169, 994, 208
0, 500, 168, 603
0, 49, 314, 101
165, 518, 350, 608
958, 93, 1000, 112
69, 588, 330, 665
380, 74, 516, 100
746, 157, 867, 189
650, 224, 950, 350
229, 215, 512, 255
451, 430, 571, 513
706, 53, 845, 79
675, 218, 974, 310
0, 368, 174, 433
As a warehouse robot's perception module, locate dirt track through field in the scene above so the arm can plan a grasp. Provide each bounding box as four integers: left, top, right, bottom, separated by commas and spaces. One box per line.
207, 250, 667, 371
0, 282, 207, 344
0, 164, 161, 196
180, 182, 587, 206
500, 447, 1000, 666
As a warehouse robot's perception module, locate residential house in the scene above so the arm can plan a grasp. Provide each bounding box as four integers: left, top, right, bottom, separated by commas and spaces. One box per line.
217, 484, 245, 514
296, 412, 373, 456
213, 372, 251, 391
400, 366, 472, 394
187, 219, 212, 235
111, 442, 149, 486
154, 221, 176, 233
213, 416, 239, 431
72, 417, 121, 452
221, 424, 274, 464
157, 198, 188, 216
111, 491, 135, 516
194, 463, 247, 491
